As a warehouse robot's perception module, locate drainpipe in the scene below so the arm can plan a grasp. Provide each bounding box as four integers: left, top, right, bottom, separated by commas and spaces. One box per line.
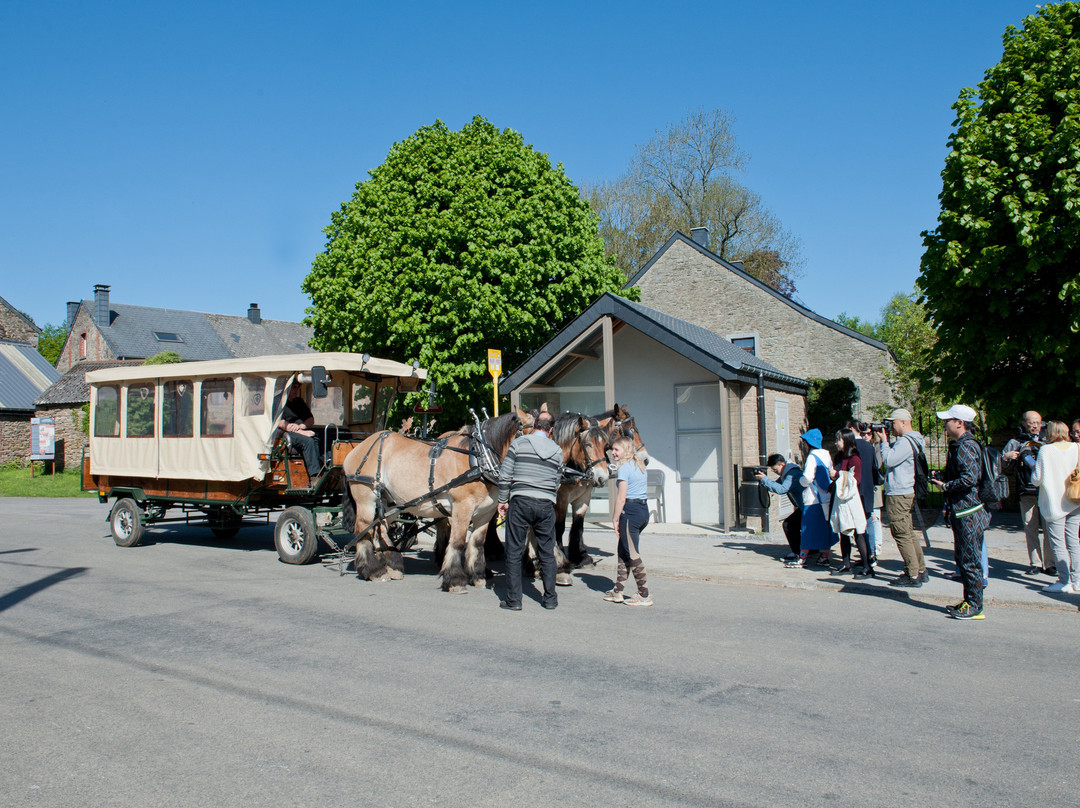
757, 370, 770, 533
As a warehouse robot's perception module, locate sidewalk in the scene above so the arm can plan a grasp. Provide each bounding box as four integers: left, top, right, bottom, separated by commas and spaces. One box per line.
568, 510, 1079, 613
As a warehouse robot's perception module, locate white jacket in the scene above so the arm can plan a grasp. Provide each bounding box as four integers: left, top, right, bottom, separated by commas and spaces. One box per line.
830, 469, 867, 536
801, 449, 834, 518
1032, 441, 1080, 523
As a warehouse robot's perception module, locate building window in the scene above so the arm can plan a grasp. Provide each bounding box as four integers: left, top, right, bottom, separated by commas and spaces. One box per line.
79, 332, 87, 358
153, 331, 184, 343
727, 333, 758, 355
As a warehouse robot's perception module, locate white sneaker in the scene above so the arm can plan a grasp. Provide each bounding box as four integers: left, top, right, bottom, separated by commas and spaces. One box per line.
1043, 581, 1073, 593
624, 593, 653, 607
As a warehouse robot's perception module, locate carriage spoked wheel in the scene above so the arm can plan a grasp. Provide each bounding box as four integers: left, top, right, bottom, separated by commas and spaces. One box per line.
387, 517, 423, 553
109, 498, 146, 548
274, 506, 318, 565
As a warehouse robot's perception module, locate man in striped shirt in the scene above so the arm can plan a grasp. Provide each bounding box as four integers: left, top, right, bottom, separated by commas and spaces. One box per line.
496, 411, 563, 611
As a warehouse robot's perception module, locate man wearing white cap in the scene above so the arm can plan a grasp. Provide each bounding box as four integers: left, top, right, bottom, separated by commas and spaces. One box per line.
875, 408, 927, 587
930, 405, 991, 620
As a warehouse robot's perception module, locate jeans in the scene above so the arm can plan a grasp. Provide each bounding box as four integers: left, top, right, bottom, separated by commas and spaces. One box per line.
503, 496, 557, 608
1019, 494, 1054, 568
1043, 507, 1080, 587
866, 509, 881, 557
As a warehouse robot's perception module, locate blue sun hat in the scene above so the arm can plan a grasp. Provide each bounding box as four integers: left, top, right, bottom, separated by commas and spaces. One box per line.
800, 428, 823, 449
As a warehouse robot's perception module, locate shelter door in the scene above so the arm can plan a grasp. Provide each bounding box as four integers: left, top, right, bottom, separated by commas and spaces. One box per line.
674, 383, 723, 525
773, 398, 793, 519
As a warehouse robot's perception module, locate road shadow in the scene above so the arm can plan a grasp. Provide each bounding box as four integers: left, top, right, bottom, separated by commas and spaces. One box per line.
0, 566, 88, 613
137, 523, 276, 554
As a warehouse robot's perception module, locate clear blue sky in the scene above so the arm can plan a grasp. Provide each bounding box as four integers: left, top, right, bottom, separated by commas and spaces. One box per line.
1, 0, 1042, 333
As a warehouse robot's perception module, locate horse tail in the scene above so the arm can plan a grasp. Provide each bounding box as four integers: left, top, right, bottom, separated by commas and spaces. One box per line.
341, 472, 356, 534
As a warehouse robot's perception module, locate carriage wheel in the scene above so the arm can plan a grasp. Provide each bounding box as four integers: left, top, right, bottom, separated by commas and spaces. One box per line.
274, 506, 318, 564
109, 498, 146, 548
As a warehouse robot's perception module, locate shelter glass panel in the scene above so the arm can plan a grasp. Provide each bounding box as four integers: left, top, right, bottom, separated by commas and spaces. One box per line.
94, 385, 120, 437
125, 383, 155, 437
163, 380, 194, 437
200, 378, 235, 437
241, 376, 266, 416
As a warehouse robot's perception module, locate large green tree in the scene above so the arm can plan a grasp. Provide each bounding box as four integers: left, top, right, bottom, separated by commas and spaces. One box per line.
36, 323, 66, 366
303, 116, 632, 425
584, 108, 803, 295
918, 2, 1080, 425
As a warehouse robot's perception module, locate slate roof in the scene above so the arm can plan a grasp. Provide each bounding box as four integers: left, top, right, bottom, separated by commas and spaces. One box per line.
501, 293, 810, 395
73, 300, 315, 362
627, 231, 889, 352
35, 360, 139, 407
0, 340, 61, 412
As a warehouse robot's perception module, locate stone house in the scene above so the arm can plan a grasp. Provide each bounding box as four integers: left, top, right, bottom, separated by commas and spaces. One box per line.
0, 294, 41, 346
628, 230, 894, 419
501, 293, 810, 529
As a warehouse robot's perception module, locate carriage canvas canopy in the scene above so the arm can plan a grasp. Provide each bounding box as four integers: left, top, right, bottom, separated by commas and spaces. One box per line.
86, 352, 425, 483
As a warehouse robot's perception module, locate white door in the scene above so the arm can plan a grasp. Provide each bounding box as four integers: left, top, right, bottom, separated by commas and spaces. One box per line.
675, 383, 724, 525
773, 398, 793, 519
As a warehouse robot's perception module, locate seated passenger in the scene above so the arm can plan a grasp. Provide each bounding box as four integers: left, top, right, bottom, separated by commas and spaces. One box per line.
279, 381, 321, 476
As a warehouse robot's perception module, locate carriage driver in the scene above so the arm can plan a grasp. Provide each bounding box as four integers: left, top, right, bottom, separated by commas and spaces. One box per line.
496, 411, 563, 611
278, 380, 321, 476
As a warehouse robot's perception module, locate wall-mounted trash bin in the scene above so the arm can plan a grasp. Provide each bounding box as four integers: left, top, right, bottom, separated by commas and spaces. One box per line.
739, 465, 769, 517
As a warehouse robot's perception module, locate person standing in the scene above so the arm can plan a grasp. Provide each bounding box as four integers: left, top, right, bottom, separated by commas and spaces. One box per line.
756, 453, 804, 561
1002, 410, 1054, 576
829, 428, 870, 577
496, 411, 563, 611
875, 408, 927, 588
1030, 420, 1080, 594
848, 420, 880, 573
930, 405, 991, 620
794, 429, 836, 568
604, 436, 653, 606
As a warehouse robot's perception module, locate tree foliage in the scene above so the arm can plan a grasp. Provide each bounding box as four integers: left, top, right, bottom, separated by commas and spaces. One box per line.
806, 377, 859, 437
918, 2, 1080, 425
36, 323, 67, 366
143, 350, 182, 365
584, 108, 802, 295
303, 116, 633, 425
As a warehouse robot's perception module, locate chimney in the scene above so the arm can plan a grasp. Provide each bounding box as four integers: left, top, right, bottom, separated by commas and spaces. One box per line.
66, 301, 79, 329
690, 227, 710, 249
93, 284, 111, 328
247, 303, 261, 325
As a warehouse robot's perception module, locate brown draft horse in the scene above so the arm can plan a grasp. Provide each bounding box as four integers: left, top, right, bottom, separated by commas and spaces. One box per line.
555, 404, 649, 569
341, 412, 522, 593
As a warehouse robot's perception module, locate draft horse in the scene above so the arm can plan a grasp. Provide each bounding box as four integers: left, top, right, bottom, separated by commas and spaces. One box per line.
342, 412, 521, 593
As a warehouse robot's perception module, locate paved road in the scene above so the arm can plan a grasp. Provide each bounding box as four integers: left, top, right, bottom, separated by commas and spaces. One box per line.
1, 498, 1077, 807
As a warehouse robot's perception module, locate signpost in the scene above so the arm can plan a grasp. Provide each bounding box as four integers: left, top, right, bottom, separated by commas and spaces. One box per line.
30, 417, 56, 476
487, 349, 502, 417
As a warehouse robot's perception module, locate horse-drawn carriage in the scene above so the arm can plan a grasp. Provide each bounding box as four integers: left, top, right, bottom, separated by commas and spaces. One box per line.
83, 351, 646, 591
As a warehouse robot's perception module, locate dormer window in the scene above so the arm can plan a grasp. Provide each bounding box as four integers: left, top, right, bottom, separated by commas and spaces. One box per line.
154, 331, 184, 343
727, 333, 758, 355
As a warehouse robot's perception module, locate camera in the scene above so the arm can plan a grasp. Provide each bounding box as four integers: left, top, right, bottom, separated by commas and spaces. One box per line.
871, 422, 887, 432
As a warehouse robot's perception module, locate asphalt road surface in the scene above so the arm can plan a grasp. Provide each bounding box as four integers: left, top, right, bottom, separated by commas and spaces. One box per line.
1, 498, 1077, 808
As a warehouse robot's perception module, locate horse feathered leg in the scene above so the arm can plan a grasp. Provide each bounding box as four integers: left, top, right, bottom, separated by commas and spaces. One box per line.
568, 490, 596, 568
439, 506, 472, 594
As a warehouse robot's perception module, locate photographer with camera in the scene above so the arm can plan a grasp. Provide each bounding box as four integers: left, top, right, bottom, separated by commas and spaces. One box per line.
874, 408, 927, 588
1002, 410, 1055, 576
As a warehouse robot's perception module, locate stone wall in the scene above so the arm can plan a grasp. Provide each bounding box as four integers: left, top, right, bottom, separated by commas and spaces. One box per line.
35, 405, 87, 470
637, 238, 895, 418
56, 306, 114, 373
0, 300, 39, 345
0, 413, 32, 465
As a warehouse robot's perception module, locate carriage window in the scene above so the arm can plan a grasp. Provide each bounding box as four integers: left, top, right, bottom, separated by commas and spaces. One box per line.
163, 380, 194, 437
375, 384, 396, 430
94, 385, 120, 437
200, 378, 234, 437
352, 381, 374, 424
311, 385, 344, 426
126, 383, 155, 437
242, 376, 266, 416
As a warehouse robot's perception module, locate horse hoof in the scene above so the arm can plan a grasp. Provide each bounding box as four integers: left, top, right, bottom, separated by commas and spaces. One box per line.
373, 572, 394, 582
556, 573, 573, 586
574, 556, 596, 570
387, 568, 404, 580
447, 585, 468, 594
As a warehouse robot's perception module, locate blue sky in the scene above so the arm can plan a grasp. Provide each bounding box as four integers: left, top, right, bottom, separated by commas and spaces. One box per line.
1, 1, 1042, 334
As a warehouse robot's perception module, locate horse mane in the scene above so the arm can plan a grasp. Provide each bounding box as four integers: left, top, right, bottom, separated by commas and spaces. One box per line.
480, 412, 522, 458
551, 412, 583, 447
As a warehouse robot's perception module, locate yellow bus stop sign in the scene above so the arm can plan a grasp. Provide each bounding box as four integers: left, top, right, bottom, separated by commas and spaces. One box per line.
488, 349, 502, 416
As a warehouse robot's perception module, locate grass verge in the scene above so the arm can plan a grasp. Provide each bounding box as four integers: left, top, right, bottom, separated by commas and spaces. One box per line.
0, 465, 96, 497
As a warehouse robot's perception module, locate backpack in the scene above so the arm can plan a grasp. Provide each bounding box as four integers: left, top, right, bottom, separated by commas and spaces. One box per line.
979, 443, 1009, 505
903, 434, 931, 506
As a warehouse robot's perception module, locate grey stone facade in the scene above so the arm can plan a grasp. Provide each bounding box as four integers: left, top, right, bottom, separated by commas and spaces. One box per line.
630, 234, 895, 419
0, 295, 40, 346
